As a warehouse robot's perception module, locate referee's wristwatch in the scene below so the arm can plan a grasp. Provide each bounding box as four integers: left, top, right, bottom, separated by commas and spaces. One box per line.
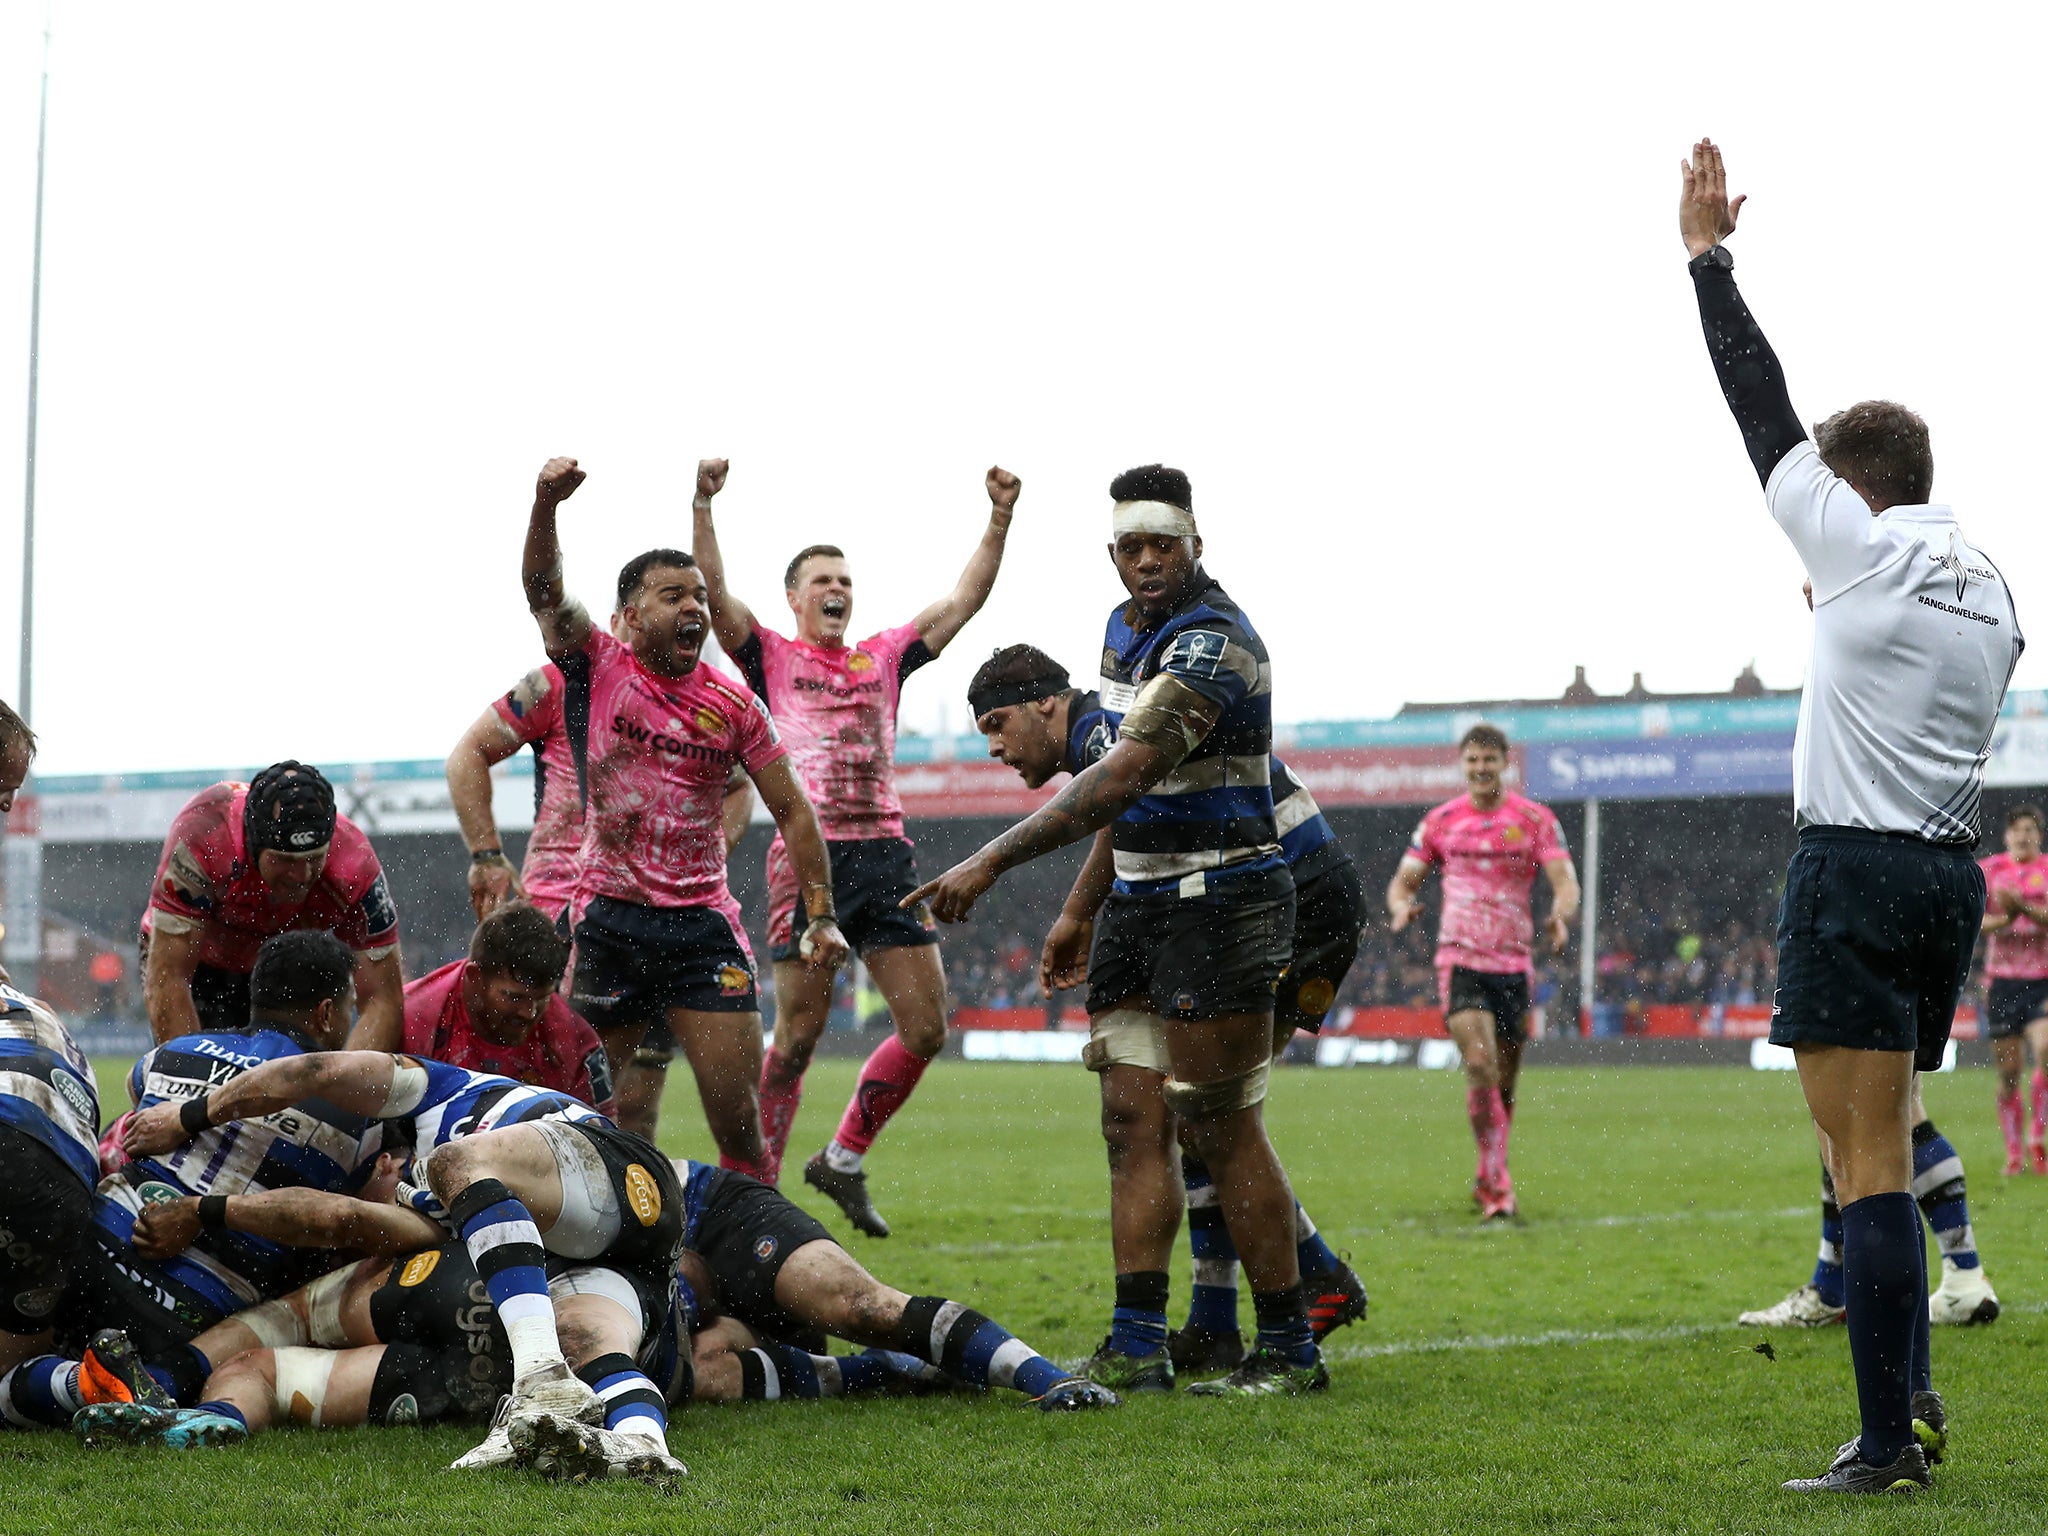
1688, 244, 1734, 274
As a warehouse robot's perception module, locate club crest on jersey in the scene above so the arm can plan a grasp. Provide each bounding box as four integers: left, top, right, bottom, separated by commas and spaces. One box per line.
1501, 824, 1524, 844
718, 963, 752, 997
846, 652, 875, 673
752, 1235, 778, 1262
625, 1164, 663, 1227
398, 1250, 441, 1287
12, 1287, 58, 1320
695, 705, 728, 735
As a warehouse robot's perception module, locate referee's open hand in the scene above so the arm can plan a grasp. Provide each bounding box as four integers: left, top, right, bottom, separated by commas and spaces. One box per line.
1679, 138, 1746, 258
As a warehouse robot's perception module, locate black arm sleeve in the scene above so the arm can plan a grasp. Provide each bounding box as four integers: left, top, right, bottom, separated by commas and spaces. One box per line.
1691, 263, 1808, 486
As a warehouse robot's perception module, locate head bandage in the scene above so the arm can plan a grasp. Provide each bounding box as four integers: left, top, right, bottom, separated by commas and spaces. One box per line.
1112, 500, 1197, 539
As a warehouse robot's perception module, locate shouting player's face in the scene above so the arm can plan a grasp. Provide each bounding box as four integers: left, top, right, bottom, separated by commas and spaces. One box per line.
980, 699, 1064, 789
2007, 815, 2043, 862
1110, 532, 1201, 621
788, 555, 853, 645
1462, 744, 1506, 804
624, 564, 712, 678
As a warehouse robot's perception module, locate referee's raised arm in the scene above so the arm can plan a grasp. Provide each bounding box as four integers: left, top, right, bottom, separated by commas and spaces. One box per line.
1680, 138, 1807, 485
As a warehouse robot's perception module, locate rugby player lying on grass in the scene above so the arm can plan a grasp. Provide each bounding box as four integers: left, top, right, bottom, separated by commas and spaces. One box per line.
118, 1049, 689, 1482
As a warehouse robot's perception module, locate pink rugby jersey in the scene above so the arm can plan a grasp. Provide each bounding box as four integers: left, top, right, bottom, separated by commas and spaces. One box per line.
570, 631, 786, 919
1409, 791, 1571, 981
1981, 853, 2048, 980
491, 661, 586, 919
731, 621, 933, 842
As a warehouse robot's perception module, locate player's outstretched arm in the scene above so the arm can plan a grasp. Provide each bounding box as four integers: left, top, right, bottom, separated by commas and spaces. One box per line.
523, 456, 595, 659
1386, 856, 1428, 933
1680, 139, 1807, 485
132, 1187, 443, 1261
906, 733, 1186, 924
122, 1050, 411, 1157
1041, 827, 1114, 993
346, 949, 407, 1052
447, 708, 528, 919
912, 467, 1021, 657
141, 922, 209, 1045
690, 458, 759, 656
750, 757, 850, 970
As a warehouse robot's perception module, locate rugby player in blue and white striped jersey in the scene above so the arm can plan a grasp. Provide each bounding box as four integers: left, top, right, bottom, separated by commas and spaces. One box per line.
909, 464, 1325, 1397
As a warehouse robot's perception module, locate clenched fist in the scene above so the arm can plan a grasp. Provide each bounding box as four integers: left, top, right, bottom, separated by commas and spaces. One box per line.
986, 466, 1021, 525
697, 458, 729, 501
537, 456, 586, 503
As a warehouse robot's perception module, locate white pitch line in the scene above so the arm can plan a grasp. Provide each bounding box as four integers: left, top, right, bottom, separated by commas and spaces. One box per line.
1327, 1301, 2048, 1363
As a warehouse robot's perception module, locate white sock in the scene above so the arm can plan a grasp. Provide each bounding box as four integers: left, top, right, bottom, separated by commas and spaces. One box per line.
824, 1140, 864, 1174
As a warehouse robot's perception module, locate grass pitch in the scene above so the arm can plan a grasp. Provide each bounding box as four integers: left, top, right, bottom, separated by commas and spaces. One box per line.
9, 1058, 2044, 1534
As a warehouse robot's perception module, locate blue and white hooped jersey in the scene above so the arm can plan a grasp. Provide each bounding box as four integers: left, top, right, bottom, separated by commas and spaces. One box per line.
401, 1057, 607, 1156
1065, 686, 1342, 889
1096, 577, 1283, 894
103, 1026, 385, 1316
0, 986, 100, 1191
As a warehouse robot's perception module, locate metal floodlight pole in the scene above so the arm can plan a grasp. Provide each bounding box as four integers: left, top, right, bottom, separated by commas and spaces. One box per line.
1578, 795, 1600, 1035
21, 2, 50, 721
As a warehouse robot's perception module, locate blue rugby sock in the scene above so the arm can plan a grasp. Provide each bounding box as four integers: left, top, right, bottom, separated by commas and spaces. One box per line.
1841, 1192, 1921, 1466
740, 1343, 825, 1401
1108, 1271, 1169, 1359
194, 1399, 248, 1429
1294, 1204, 1340, 1277
1182, 1157, 1240, 1333
0, 1356, 82, 1428
578, 1352, 667, 1435
1811, 1164, 1846, 1308
895, 1297, 1068, 1398
449, 1179, 560, 1377
1252, 1284, 1317, 1369
1911, 1120, 1979, 1270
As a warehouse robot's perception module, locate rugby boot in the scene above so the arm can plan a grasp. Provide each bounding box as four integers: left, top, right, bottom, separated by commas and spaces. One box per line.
1167, 1324, 1245, 1377
1081, 1338, 1174, 1394
450, 1395, 519, 1470
2004, 1148, 2026, 1177
1737, 1284, 1845, 1329
509, 1412, 687, 1487
74, 1402, 245, 1449
2033, 1139, 2047, 1176
1035, 1376, 1120, 1412
1303, 1260, 1368, 1340
1782, 1437, 1930, 1493
1928, 1259, 2000, 1326
1184, 1344, 1329, 1398
1911, 1389, 1947, 1466
79, 1329, 175, 1409
804, 1151, 890, 1238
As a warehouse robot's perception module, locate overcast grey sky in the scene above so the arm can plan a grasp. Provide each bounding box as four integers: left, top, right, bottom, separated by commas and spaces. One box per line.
0, 4, 2040, 776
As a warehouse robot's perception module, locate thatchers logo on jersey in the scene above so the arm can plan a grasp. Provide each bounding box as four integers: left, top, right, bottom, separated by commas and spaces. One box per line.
847, 652, 875, 673
399, 1250, 441, 1287
718, 963, 751, 997
625, 1164, 663, 1227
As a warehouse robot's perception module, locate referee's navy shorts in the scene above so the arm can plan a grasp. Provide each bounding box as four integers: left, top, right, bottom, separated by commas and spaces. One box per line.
1770, 826, 1985, 1072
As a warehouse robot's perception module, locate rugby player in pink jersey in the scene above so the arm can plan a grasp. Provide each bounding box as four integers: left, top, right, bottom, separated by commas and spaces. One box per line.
692, 456, 1020, 1235
447, 629, 755, 1135
520, 455, 847, 1175
1387, 724, 1578, 1220
1977, 802, 2048, 1175
141, 762, 405, 1049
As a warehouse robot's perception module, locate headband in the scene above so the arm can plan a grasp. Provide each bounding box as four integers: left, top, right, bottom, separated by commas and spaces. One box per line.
968, 669, 1070, 721
1112, 499, 1197, 539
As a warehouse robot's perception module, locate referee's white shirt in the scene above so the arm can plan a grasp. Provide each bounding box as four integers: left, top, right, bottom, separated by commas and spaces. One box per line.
1768, 441, 2022, 843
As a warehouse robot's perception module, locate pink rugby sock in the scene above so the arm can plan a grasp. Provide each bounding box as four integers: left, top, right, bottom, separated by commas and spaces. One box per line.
755, 1048, 808, 1186
1998, 1089, 2025, 1163
833, 1033, 935, 1156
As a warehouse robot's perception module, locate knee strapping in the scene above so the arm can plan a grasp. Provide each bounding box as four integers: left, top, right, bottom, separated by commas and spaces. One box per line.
236, 1298, 310, 1351
1163, 1063, 1270, 1120
304, 1267, 354, 1348
271, 1347, 338, 1427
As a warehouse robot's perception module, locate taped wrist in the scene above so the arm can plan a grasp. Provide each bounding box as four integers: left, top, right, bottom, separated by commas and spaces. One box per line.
198, 1195, 230, 1231
180, 1093, 213, 1137
1162, 1062, 1270, 1120
381, 1062, 430, 1118
1114, 674, 1218, 764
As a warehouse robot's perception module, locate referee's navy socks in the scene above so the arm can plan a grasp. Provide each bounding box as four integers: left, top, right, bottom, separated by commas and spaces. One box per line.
1110, 1271, 1171, 1359
1841, 1191, 1922, 1465
1810, 1164, 1846, 1309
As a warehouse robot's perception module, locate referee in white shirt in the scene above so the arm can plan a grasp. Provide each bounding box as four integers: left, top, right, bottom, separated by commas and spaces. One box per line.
1681, 139, 2023, 1494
